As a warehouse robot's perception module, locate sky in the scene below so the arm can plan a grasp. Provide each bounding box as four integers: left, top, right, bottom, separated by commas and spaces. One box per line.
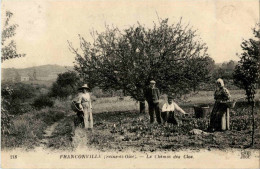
1, 0, 259, 68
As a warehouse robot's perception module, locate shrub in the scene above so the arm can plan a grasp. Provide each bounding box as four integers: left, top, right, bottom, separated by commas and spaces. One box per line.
2, 83, 37, 115
8, 83, 37, 102
33, 94, 54, 109
35, 108, 66, 125
50, 71, 81, 99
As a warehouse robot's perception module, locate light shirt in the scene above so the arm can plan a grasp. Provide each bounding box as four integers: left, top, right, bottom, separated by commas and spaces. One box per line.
162, 102, 175, 112
74, 92, 92, 110
161, 101, 186, 114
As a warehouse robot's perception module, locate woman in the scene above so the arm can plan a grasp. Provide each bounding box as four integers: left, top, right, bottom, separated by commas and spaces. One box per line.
209, 78, 231, 131
74, 84, 93, 130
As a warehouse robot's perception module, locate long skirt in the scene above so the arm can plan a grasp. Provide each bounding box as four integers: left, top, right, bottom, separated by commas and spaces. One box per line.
82, 102, 93, 129
209, 102, 230, 131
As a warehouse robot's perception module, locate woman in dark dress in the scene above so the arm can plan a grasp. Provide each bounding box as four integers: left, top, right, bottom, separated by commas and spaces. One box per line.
209, 78, 231, 131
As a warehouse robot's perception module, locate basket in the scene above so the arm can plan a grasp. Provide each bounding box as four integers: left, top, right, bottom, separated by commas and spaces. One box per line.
193, 105, 210, 118
220, 100, 236, 108
226, 100, 236, 108
71, 101, 82, 113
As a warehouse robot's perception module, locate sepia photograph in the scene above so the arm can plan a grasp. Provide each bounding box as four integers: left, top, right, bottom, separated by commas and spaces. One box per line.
1, 0, 259, 168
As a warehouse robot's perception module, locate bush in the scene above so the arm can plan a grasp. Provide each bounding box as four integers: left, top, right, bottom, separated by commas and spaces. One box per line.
50, 71, 81, 99
8, 83, 37, 102
33, 94, 54, 109
2, 83, 38, 115
35, 108, 66, 125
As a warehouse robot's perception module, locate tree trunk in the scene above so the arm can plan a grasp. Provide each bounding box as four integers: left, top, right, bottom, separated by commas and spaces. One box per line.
251, 102, 255, 146
139, 101, 145, 114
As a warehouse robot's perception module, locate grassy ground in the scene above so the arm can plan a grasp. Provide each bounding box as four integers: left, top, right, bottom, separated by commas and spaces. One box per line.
1, 108, 67, 150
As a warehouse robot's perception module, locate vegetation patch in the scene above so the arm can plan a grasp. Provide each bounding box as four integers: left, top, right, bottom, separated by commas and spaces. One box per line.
46, 115, 75, 150
1, 108, 66, 150
87, 104, 260, 152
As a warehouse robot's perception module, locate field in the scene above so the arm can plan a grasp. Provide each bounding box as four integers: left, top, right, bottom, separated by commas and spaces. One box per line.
87, 90, 260, 151
2, 90, 260, 152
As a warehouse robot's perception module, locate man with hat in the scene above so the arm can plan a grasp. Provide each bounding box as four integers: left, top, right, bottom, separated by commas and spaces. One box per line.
73, 84, 93, 129
161, 95, 187, 125
144, 80, 162, 124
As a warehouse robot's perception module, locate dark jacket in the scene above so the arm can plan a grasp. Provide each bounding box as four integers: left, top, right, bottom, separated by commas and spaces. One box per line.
144, 87, 160, 104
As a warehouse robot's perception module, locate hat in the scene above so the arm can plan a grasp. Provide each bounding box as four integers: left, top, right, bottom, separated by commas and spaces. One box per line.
150, 80, 156, 84
168, 95, 174, 99
78, 84, 90, 90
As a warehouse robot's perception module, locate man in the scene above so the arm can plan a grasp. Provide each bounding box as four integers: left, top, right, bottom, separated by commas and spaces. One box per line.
161, 96, 187, 125
144, 80, 162, 124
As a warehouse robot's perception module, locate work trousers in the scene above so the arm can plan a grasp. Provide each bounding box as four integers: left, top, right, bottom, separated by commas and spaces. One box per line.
148, 102, 162, 124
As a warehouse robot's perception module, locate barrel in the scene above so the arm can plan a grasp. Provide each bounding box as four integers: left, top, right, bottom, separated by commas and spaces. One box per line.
193, 105, 210, 118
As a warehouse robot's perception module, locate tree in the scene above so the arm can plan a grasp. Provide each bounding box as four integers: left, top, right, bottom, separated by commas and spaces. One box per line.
233, 23, 260, 146
183, 56, 215, 92
1, 11, 25, 62
1, 11, 25, 134
50, 71, 81, 99
69, 18, 211, 113
226, 60, 236, 70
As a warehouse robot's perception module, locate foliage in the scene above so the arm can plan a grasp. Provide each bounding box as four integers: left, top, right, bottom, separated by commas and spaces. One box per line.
1, 87, 14, 134
50, 71, 81, 99
35, 109, 66, 125
33, 94, 54, 109
233, 23, 260, 145
1, 10, 26, 134
1, 11, 25, 62
92, 87, 123, 98
1, 83, 36, 115
7, 83, 37, 102
69, 18, 211, 101
182, 56, 215, 92
233, 24, 260, 101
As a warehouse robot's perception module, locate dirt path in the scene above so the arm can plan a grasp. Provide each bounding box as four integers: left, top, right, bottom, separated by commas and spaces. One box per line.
34, 122, 59, 151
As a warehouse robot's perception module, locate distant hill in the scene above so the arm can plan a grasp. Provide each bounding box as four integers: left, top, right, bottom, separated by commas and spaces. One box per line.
2, 64, 74, 82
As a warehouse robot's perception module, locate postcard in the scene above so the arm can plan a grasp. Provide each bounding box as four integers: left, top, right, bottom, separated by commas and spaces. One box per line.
1, 0, 259, 168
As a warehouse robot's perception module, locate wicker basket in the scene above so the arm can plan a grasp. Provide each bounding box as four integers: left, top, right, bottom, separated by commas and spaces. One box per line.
71, 101, 82, 112
223, 100, 236, 108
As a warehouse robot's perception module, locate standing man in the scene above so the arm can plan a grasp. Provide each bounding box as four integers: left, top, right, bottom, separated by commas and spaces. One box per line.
144, 80, 162, 124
